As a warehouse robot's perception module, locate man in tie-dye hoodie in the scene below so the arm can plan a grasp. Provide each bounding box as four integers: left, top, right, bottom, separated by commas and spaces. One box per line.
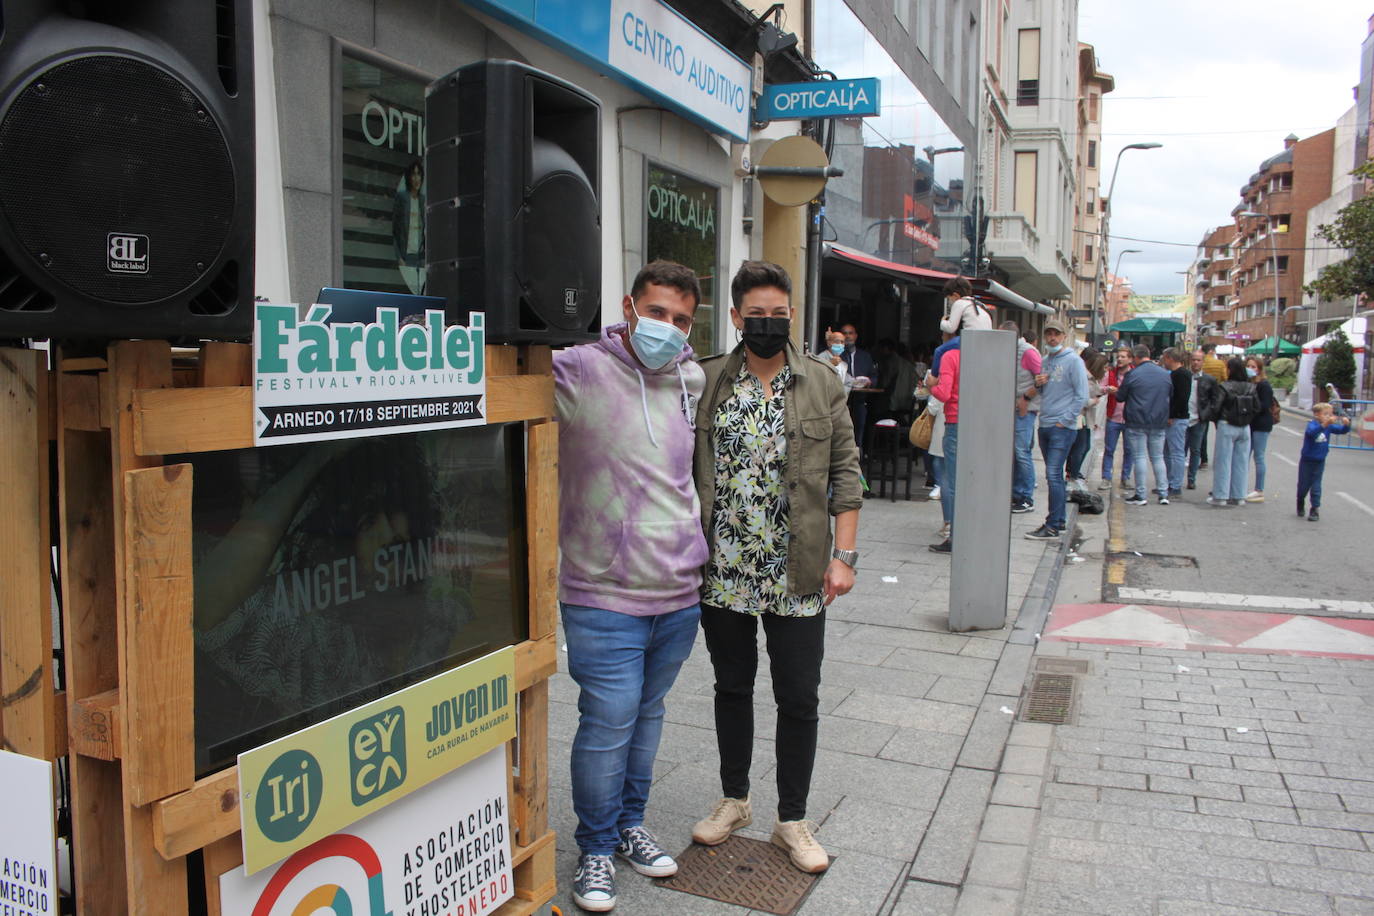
553, 260, 708, 912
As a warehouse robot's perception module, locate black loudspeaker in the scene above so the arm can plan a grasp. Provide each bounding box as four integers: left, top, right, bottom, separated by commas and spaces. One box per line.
0, 1, 255, 340
426, 60, 600, 346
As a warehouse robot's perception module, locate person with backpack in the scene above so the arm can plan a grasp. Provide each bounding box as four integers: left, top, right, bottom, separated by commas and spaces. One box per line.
1244, 356, 1276, 503
1207, 357, 1262, 507
939, 276, 992, 335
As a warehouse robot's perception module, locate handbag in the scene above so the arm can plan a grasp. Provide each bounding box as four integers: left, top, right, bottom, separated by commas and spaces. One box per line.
908, 408, 935, 449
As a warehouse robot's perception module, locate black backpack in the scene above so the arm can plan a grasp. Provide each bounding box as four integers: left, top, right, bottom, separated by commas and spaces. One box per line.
1221, 381, 1260, 426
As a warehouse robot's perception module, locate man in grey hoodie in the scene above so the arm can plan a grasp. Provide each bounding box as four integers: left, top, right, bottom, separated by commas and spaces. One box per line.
553, 260, 707, 912
1026, 321, 1088, 541
1116, 345, 1173, 506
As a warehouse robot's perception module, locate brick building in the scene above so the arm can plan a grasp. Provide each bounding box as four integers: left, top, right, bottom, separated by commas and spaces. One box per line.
1072, 43, 1113, 332
1190, 225, 1236, 346
1230, 130, 1334, 347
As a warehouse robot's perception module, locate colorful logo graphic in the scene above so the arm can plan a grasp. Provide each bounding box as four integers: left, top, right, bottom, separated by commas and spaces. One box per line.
349, 706, 406, 806
251, 834, 390, 916
255, 749, 324, 843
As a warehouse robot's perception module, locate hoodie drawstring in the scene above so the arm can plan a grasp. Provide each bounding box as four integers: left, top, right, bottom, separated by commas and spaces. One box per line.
636, 363, 691, 449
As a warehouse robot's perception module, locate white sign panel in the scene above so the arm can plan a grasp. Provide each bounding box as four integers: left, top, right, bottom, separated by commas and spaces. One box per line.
253, 297, 487, 446
0, 750, 57, 916
608, 0, 751, 141
220, 746, 512, 916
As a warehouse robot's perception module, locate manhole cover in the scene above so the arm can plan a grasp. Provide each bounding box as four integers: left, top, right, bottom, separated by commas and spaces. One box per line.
1020, 672, 1077, 724
1034, 657, 1090, 675
657, 835, 824, 915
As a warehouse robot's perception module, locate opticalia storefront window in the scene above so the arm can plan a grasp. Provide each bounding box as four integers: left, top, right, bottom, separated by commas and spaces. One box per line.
645, 163, 719, 356
341, 55, 428, 295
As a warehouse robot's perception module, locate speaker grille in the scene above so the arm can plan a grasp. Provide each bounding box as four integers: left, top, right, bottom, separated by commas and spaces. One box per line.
0, 55, 235, 307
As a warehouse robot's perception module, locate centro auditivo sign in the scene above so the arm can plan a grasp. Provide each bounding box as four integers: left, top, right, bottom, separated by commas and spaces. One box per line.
253, 301, 487, 445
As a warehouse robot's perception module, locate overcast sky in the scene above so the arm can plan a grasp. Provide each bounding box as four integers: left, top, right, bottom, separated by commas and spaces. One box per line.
1078, 0, 1370, 295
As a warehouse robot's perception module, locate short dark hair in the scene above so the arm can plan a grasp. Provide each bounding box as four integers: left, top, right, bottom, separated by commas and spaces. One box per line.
1022, 328, 1038, 344
1131, 345, 1151, 360
943, 276, 973, 298
1201, 342, 1216, 354
1226, 356, 1247, 381
730, 260, 791, 309
1161, 347, 1184, 364
631, 260, 702, 309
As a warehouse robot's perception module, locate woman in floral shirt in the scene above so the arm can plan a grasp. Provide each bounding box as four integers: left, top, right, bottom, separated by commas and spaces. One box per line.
688, 261, 863, 873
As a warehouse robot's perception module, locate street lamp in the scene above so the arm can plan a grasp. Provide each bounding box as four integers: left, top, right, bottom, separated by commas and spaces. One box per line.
1093, 142, 1163, 334
1238, 210, 1292, 357
1102, 248, 1140, 330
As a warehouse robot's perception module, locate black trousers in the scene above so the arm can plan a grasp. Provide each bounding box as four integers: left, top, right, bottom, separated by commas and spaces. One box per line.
701, 604, 825, 821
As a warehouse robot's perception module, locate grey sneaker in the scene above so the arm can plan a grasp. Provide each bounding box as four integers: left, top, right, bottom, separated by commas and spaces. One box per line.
692, 796, 752, 846
572, 853, 616, 912
616, 826, 677, 877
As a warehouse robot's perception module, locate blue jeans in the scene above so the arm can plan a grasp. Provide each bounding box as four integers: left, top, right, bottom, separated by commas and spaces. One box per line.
930, 455, 950, 522
1013, 412, 1037, 503
1102, 419, 1133, 482
1038, 424, 1077, 530
1126, 428, 1168, 499
1250, 429, 1270, 492
1185, 422, 1205, 485
941, 423, 959, 532
1066, 426, 1092, 480
563, 602, 701, 854
1297, 457, 1325, 508
1165, 421, 1189, 492
1213, 423, 1251, 501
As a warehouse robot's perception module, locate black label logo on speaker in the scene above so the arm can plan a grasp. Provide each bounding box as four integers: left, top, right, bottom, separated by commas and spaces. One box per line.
107, 234, 150, 274
562, 288, 579, 316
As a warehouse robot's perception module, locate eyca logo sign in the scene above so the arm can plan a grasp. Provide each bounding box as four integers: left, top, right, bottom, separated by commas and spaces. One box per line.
350, 707, 406, 807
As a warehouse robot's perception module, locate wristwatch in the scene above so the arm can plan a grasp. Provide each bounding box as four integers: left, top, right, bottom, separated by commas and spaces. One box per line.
832, 548, 859, 568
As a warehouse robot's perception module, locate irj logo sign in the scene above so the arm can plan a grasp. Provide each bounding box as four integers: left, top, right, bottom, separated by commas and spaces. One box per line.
349, 706, 406, 806
255, 749, 323, 843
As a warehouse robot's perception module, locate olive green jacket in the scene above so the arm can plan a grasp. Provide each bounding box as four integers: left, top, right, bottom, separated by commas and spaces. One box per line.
694, 342, 864, 597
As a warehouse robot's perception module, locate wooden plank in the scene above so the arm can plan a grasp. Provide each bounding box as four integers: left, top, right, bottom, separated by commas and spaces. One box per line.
197, 342, 252, 388
122, 463, 194, 805
522, 344, 553, 376
509, 838, 556, 904
524, 420, 558, 641
107, 340, 185, 913
515, 682, 549, 845
70, 688, 122, 760
0, 347, 56, 759
57, 356, 127, 911
202, 833, 243, 916
510, 829, 554, 868
61, 357, 107, 373
152, 633, 557, 857
53, 689, 67, 759
60, 371, 102, 431
487, 344, 520, 377
133, 375, 553, 455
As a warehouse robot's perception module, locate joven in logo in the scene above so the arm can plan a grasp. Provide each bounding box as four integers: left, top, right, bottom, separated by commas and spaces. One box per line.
107, 233, 149, 273
350, 707, 406, 806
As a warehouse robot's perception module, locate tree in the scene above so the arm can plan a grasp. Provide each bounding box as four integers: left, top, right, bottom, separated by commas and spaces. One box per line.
1305, 161, 1374, 302
1314, 327, 1356, 395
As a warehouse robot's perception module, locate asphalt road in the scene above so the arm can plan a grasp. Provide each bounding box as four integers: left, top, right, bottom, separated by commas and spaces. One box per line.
1104, 412, 1374, 607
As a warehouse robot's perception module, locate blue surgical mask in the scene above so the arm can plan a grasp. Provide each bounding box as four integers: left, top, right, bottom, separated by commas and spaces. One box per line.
628, 299, 689, 370
1046, 344, 1063, 354
829, 343, 845, 356
1246, 367, 1257, 379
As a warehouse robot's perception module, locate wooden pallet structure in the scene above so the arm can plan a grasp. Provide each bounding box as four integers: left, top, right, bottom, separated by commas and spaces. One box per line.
1, 341, 558, 915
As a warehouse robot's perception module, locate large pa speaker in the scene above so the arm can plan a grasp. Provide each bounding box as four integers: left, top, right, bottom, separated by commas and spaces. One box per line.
426, 60, 600, 346
0, 1, 255, 341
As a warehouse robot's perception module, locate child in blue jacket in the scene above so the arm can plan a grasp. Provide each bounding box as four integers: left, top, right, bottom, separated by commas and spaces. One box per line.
1297, 402, 1351, 521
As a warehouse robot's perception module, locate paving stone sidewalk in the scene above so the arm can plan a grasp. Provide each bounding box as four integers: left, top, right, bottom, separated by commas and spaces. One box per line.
544, 493, 1065, 915
1013, 641, 1374, 916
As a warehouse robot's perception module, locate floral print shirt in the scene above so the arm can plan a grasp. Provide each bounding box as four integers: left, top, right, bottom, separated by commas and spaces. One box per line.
702, 361, 826, 617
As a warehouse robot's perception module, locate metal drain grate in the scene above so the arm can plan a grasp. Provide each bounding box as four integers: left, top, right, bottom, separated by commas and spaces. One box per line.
657, 835, 824, 915
1020, 672, 1078, 724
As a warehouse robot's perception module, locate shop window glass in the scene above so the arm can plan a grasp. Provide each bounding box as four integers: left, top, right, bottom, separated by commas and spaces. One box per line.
645, 163, 720, 356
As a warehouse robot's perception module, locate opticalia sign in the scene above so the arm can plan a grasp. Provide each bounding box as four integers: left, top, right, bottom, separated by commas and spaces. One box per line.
758, 78, 881, 122
252, 291, 486, 446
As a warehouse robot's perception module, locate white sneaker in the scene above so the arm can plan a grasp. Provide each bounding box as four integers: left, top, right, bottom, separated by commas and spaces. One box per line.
1245, 490, 1265, 503
1097, 479, 1113, 490
692, 796, 752, 846
928, 485, 941, 500
936, 522, 951, 539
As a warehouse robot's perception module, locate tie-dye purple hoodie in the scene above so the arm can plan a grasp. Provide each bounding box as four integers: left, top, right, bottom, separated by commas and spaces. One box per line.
553, 322, 708, 615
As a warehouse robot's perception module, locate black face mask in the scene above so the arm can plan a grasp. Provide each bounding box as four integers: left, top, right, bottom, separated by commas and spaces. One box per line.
741, 316, 790, 359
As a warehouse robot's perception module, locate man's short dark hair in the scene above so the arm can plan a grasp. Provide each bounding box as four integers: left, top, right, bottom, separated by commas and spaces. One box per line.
1201, 342, 1216, 354
943, 276, 973, 298
730, 260, 791, 309
1161, 347, 1184, 364
631, 260, 702, 309
1131, 344, 1151, 360
1022, 328, 1038, 344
